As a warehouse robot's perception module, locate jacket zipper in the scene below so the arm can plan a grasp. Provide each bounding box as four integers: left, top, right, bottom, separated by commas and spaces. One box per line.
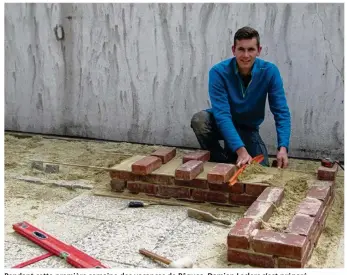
237, 75, 252, 98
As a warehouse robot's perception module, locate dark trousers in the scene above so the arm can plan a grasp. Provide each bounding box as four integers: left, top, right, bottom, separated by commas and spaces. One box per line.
190, 110, 269, 166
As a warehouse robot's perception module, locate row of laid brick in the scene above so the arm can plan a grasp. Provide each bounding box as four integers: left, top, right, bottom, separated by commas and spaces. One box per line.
110, 174, 270, 197
119, 150, 338, 184
228, 193, 334, 268
130, 148, 244, 184
132, 148, 210, 174
149, 147, 211, 164
110, 179, 269, 206
227, 180, 335, 268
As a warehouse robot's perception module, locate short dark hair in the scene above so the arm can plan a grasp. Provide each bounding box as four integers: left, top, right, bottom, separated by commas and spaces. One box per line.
234, 26, 260, 48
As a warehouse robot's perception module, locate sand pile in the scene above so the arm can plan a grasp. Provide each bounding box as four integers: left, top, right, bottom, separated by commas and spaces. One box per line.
238, 162, 267, 181
262, 174, 310, 231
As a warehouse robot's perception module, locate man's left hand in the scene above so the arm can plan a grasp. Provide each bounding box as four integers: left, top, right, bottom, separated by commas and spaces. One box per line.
277, 147, 289, 168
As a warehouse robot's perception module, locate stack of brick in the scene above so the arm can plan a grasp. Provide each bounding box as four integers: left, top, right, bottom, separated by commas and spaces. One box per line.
109, 147, 269, 206
227, 163, 338, 268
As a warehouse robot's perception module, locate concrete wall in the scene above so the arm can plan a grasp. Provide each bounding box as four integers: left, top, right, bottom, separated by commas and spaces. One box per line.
5, 3, 344, 159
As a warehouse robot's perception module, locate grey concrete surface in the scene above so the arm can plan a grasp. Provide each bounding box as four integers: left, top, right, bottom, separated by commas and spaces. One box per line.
26, 212, 104, 244
4, 3, 344, 160
4, 240, 142, 269
137, 218, 232, 268
4, 242, 46, 268
53, 194, 189, 230
5, 193, 241, 268
73, 220, 170, 265
4, 191, 345, 268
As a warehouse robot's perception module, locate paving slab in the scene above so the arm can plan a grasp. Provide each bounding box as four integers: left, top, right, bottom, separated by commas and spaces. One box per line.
119, 205, 188, 231
102, 260, 138, 268
73, 220, 170, 266
5, 197, 75, 234
4, 241, 46, 268
4, 242, 137, 269
138, 218, 238, 268
5, 231, 40, 247
24, 256, 71, 268
54, 194, 188, 231
54, 193, 127, 220
22, 257, 136, 269
28, 212, 103, 244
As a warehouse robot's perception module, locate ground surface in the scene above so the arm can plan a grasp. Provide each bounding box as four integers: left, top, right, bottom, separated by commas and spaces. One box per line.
4, 133, 344, 268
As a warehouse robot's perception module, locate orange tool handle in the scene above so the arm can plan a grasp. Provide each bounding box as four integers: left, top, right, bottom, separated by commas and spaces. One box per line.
229, 155, 264, 186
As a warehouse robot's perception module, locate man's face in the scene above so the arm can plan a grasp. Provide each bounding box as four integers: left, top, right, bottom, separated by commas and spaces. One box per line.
232, 38, 262, 73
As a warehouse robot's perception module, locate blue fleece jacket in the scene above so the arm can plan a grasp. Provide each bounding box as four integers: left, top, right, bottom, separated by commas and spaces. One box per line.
207, 57, 291, 152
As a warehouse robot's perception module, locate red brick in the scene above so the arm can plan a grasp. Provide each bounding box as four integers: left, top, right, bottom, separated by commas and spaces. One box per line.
245, 184, 269, 197
317, 204, 327, 225
109, 171, 117, 178
127, 181, 158, 195
307, 185, 331, 204
207, 163, 236, 184
278, 241, 312, 268
278, 257, 304, 268
174, 179, 208, 189
144, 174, 173, 185
317, 164, 338, 181
244, 201, 274, 222
251, 230, 309, 260
311, 180, 335, 198
296, 197, 323, 219
311, 180, 335, 189
227, 218, 261, 249
317, 196, 333, 227
285, 214, 315, 237
131, 156, 162, 175
229, 182, 244, 194
229, 193, 257, 206
157, 186, 190, 199
110, 179, 126, 192
150, 147, 176, 164
227, 249, 275, 268
109, 170, 139, 181
256, 187, 284, 207
191, 189, 228, 203
208, 181, 229, 192
175, 160, 204, 180
182, 150, 210, 163
311, 222, 321, 246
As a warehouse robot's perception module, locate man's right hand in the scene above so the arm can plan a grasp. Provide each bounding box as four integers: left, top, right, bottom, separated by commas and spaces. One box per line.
236, 147, 252, 168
